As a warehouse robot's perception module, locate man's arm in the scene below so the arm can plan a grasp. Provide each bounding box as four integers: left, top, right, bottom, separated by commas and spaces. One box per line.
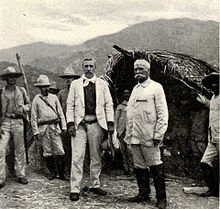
196, 94, 210, 108
103, 82, 114, 134
154, 85, 169, 142
55, 96, 67, 130
66, 81, 76, 136
31, 96, 40, 136
20, 87, 31, 112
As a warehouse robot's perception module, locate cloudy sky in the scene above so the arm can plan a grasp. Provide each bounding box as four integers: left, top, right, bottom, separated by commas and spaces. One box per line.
0, 0, 219, 49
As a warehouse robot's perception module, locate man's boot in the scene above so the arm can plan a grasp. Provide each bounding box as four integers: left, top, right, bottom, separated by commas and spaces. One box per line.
200, 162, 218, 197
150, 164, 166, 209
56, 155, 68, 181
44, 156, 57, 180
128, 168, 151, 202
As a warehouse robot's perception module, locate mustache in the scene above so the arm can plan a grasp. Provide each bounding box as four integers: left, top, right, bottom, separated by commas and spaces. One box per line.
134, 74, 145, 78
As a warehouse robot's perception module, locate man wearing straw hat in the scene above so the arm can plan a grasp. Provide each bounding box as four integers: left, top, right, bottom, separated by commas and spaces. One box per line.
31, 75, 67, 180
66, 57, 114, 201
197, 72, 219, 197
0, 66, 30, 188
49, 81, 60, 95
58, 66, 80, 176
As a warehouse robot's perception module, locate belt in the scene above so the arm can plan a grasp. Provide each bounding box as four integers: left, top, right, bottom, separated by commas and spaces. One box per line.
38, 119, 60, 126
83, 119, 97, 124
4, 113, 23, 119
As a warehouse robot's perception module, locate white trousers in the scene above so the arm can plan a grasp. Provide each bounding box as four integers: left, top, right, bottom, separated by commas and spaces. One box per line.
201, 142, 219, 167
0, 118, 26, 184
70, 121, 104, 193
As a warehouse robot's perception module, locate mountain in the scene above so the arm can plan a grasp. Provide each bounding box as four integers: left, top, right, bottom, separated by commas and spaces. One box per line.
0, 42, 77, 64
0, 18, 219, 75
82, 18, 219, 64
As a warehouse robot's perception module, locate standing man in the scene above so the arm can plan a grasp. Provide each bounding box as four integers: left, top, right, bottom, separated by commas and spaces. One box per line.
197, 72, 219, 197
66, 57, 114, 201
31, 75, 67, 181
49, 81, 60, 95
125, 59, 168, 209
115, 89, 134, 175
0, 67, 30, 188
58, 66, 80, 176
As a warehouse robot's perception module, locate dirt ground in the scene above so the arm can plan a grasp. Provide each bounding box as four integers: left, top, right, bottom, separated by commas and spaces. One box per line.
0, 167, 218, 209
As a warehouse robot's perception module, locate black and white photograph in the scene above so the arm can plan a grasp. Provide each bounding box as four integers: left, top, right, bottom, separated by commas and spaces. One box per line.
0, 0, 219, 208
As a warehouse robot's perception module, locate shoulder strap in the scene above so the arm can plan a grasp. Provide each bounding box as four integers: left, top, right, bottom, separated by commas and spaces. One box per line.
39, 95, 59, 117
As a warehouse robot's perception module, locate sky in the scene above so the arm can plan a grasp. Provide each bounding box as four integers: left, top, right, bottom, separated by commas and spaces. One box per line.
0, 0, 219, 49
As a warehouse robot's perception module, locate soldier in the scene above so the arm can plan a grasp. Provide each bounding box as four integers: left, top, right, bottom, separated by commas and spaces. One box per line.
125, 59, 168, 209
49, 81, 60, 95
58, 66, 80, 176
66, 57, 114, 201
197, 72, 219, 197
31, 75, 67, 180
0, 67, 30, 188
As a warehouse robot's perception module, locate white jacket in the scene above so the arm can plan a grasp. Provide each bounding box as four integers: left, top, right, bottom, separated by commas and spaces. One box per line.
66, 76, 114, 130
125, 78, 168, 146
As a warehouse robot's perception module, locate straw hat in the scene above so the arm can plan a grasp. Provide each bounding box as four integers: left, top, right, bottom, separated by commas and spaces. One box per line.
49, 81, 60, 94
59, 66, 80, 78
202, 72, 219, 89
34, 75, 51, 87
0, 66, 22, 80
49, 81, 59, 90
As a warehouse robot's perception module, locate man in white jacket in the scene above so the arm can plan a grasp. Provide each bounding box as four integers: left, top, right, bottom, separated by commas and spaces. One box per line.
66, 57, 114, 201
126, 59, 168, 209
31, 75, 67, 181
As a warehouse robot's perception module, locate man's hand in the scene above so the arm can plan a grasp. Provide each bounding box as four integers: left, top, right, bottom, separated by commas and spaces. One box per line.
67, 122, 76, 137
107, 121, 114, 135
153, 139, 161, 147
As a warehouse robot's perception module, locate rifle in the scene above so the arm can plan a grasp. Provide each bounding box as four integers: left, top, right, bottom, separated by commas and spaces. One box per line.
16, 54, 30, 96
16, 54, 31, 165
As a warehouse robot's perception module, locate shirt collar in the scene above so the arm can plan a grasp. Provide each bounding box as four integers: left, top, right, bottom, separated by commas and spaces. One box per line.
135, 78, 151, 88
82, 74, 97, 87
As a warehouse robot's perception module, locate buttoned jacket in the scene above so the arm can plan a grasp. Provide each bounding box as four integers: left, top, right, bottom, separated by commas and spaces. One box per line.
126, 78, 168, 146
66, 76, 114, 130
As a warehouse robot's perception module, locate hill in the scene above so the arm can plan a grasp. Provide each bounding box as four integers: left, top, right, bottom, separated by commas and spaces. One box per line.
0, 18, 218, 75
0, 42, 77, 64
31, 18, 219, 75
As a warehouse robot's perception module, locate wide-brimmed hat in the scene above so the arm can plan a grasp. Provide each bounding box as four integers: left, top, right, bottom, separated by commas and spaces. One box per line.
34, 75, 52, 87
59, 66, 80, 78
49, 81, 59, 90
202, 72, 219, 89
49, 81, 60, 94
0, 66, 22, 80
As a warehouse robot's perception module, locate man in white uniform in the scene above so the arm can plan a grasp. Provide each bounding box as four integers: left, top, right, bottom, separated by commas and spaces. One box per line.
126, 59, 168, 209
66, 57, 114, 201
